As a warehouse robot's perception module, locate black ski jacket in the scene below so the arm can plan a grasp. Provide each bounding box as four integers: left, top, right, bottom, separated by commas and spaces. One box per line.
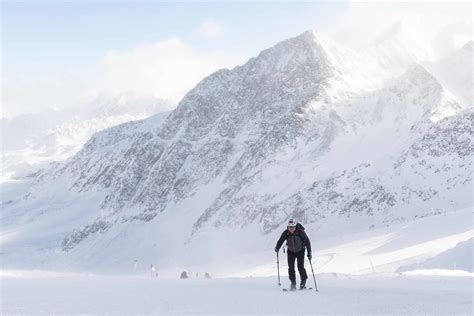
275, 228, 311, 254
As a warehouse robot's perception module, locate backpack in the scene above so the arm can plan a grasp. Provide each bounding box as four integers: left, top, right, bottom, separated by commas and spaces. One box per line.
296, 223, 305, 231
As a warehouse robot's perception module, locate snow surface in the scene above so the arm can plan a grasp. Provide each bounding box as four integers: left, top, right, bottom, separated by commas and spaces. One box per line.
398, 238, 473, 273
1, 272, 472, 315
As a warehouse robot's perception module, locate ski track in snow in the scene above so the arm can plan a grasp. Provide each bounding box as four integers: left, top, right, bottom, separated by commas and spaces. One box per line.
315, 253, 340, 270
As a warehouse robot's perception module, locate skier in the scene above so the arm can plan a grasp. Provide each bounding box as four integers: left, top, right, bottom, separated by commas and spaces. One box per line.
274, 218, 312, 290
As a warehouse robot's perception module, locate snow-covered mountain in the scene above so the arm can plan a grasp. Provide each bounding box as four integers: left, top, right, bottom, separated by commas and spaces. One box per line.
428, 41, 473, 107
366, 19, 436, 72
1, 30, 472, 272
1, 93, 173, 179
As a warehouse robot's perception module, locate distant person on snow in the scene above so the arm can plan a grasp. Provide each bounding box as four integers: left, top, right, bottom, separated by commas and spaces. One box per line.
150, 264, 157, 277
274, 218, 312, 290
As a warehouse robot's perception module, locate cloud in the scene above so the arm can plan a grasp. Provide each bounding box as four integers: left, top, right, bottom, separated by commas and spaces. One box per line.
197, 18, 224, 38
331, 1, 472, 56
2, 38, 237, 118
98, 38, 222, 102
1, 71, 90, 118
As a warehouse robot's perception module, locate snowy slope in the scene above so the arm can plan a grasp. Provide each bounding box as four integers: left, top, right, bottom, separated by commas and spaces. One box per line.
398, 238, 473, 273
2, 208, 473, 314
2, 206, 473, 314
1, 30, 472, 274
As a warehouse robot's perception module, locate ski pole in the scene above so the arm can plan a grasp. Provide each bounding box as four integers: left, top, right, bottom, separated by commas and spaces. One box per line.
276, 251, 281, 286
308, 258, 319, 292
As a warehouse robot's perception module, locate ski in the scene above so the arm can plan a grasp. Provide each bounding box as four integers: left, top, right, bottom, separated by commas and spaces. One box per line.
282, 287, 313, 291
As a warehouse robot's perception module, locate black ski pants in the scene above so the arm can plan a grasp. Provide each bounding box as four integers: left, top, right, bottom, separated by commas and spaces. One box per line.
287, 250, 307, 283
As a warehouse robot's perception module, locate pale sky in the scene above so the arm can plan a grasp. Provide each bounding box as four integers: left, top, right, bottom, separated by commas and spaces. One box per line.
1, 1, 472, 118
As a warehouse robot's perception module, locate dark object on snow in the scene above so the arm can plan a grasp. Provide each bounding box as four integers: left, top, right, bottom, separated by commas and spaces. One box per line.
204, 272, 211, 279
180, 271, 188, 279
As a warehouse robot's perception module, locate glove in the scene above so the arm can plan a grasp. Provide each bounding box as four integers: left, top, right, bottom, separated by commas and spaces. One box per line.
274, 246, 279, 253
307, 252, 312, 260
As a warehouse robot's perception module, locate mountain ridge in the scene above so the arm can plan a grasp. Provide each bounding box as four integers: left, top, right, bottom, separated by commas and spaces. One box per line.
1, 30, 472, 271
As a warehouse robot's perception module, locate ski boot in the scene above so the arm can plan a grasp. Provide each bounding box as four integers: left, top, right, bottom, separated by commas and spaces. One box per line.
290, 282, 297, 291
300, 278, 307, 290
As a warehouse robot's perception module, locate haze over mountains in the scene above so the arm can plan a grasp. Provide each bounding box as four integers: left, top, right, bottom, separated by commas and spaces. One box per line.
1, 23, 472, 273
1, 93, 173, 179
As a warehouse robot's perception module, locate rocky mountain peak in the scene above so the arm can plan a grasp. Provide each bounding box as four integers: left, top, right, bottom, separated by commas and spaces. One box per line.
157, 30, 335, 141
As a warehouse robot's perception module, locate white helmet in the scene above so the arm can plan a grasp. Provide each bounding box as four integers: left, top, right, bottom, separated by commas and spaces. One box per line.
287, 218, 297, 227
